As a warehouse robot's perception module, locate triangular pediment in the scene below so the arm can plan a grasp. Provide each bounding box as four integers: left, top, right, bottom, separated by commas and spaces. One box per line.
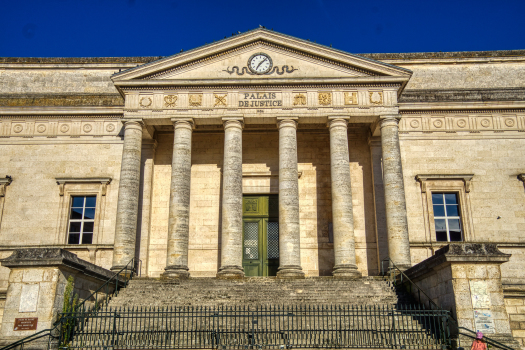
112, 29, 411, 87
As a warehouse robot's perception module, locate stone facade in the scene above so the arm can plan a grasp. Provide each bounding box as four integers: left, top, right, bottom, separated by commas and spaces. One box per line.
0, 28, 525, 346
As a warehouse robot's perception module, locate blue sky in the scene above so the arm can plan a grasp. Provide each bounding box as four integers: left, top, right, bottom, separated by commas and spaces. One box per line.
1, 0, 524, 57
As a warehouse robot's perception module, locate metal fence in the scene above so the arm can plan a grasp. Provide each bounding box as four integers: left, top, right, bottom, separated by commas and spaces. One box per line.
59, 304, 451, 349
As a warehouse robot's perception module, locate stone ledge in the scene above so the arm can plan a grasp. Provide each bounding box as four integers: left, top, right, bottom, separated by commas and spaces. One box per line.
0, 248, 114, 282
404, 243, 511, 281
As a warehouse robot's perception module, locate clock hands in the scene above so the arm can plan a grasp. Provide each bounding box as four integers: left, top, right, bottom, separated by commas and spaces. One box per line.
256, 58, 268, 70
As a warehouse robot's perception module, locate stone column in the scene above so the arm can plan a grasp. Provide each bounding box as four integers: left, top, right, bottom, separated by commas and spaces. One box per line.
217, 118, 244, 279
276, 118, 304, 279
163, 119, 193, 279
380, 115, 411, 270
328, 118, 362, 278
111, 119, 143, 272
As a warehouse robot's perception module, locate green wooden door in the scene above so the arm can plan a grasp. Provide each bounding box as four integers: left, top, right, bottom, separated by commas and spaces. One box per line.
242, 196, 279, 277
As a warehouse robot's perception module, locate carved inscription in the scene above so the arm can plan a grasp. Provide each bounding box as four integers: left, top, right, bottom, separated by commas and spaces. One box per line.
238, 92, 282, 108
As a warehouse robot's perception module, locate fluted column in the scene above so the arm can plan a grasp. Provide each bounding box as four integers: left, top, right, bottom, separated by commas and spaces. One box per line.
380, 115, 412, 271
217, 118, 245, 279
328, 117, 362, 278
111, 119, 144, 272
276, 118, 305, 279
163, 119, 193, 279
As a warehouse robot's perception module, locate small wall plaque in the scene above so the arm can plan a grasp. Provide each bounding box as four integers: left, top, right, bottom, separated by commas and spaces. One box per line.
14, 317, 38, 331
19, 284, 39, 313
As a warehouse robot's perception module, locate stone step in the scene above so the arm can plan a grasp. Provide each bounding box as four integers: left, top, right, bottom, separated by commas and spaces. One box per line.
108, 277, 401, 307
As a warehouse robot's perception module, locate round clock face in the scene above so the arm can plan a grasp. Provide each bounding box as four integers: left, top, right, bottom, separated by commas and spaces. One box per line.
248, 53, 273, 74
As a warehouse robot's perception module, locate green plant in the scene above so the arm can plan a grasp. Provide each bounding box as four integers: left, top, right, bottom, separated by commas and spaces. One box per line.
60, 275, 79, 348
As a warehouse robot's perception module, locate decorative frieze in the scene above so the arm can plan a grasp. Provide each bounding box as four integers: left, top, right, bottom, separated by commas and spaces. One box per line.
401, 114, 525, 133
123, 88, 394, 111
0, 119, 121, 138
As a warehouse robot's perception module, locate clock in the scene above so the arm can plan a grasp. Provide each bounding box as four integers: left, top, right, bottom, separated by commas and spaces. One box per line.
248, 53, 273, 75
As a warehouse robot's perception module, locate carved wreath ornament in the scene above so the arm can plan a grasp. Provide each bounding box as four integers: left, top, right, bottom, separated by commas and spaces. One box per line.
139, 97, 152, 108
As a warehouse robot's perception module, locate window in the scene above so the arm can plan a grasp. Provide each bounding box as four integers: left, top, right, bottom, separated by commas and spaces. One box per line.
416, 174, 474, 243
68, 196, 96, 244
432, 193, 462, 242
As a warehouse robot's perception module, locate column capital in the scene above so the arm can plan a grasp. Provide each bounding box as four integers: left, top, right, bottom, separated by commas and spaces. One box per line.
121, 119, 144, 129
379, 115, 401, 129
327, 117, 349, 130
277, 117, 298, 129
222, 117, 244, 130
171, 118, 194, 130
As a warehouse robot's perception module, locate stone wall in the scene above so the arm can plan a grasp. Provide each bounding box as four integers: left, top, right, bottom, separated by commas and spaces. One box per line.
0, 135, 125, 295
399, 135, 525, 275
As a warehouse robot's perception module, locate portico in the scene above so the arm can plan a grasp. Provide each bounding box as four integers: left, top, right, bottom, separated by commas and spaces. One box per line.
110, 29, 413, 278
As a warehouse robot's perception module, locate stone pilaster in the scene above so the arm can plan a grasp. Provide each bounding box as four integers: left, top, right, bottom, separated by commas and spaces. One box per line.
328, 118, 361, 278
137, 140, 157, 276
276, 118, 304, 279
217, 118, 244, 279
163, 119, 193, 279
368, 136, 389, 269
111, 119, 143, 272
380, 115, 411, 270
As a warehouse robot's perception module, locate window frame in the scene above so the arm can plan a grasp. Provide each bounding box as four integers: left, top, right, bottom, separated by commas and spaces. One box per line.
56, 178, 111, 245
416, 174, 474, 243
431, 192, 463, 242
67, 195, 97, 245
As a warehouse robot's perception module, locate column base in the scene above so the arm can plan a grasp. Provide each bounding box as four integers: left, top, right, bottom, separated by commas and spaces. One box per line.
161, 265, 190, 279
216, 265, 245, 279
332, 264, 362, 279
276, 265, 305, 279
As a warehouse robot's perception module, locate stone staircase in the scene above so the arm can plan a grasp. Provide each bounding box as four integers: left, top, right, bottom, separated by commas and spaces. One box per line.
66, 277, 449, 349
108, 276, 401, 307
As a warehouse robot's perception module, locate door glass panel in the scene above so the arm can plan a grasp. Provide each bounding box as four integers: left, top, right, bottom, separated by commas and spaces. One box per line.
267, 221, 279, 259
244, 222, 259, 260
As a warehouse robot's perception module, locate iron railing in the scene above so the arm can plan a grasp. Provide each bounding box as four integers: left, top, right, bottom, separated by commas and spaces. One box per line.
0, 258, 140, 350
58, 304, 451, 349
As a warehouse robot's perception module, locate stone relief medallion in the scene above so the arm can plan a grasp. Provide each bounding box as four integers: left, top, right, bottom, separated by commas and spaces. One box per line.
433, 120, 443, 128
164, 95, 178, 107
344, 92, 358, 105
480, 118, 491, 127
189, 94, 202, 107
410, 120, 420, 128
36, 124, 46, 133
369, 91, 383, 105
318, 92, 332, 106
214, 94, 227, 107
139, 97, 152, 108
60, 124, 70, 133
293, 94, 307, 106
106, 124, 116, 132
83, 124, 93, 133
13, 124, 23, 133
457, 119, 467, 128
505, 118, 515, 127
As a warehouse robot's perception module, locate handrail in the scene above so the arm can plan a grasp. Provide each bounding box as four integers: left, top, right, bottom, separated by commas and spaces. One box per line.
0, 257, 140, 350
380, 257, 445, 312
0, 328, 57, 350
458, 327, 515, 350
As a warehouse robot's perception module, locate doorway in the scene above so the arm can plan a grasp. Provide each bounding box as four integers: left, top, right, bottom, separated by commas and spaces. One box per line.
242, 195, 279, 276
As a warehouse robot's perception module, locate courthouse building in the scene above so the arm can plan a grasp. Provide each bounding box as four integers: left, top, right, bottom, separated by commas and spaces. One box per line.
0, 28, 525, 345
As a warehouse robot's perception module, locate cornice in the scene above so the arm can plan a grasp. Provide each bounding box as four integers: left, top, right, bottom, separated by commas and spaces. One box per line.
0, 106, 124, 117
